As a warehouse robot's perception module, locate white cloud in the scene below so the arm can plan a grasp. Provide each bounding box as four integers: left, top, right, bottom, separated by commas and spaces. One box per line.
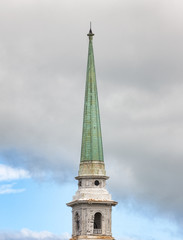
0, 229, 70, 240
0, 183, 25, 194
0, 164, 30, 181
0, 229, 138, 240
0, 164, 30, 194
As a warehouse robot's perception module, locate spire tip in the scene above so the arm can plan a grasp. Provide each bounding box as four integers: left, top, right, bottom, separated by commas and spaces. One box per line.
87, 22, 94, 37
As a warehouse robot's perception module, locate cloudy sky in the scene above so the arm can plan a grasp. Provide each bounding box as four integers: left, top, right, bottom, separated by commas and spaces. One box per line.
0, 0, 183, 239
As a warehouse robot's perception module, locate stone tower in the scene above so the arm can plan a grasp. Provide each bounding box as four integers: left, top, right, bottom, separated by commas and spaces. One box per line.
67, 27, 117, 240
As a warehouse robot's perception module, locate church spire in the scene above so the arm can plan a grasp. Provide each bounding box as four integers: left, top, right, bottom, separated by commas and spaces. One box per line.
79, 26, 106, 176
67, 28, 117, 240
80, 26, 104, 162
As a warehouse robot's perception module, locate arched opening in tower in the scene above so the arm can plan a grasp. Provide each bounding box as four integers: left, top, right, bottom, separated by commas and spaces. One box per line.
75, 212, 80, 233
94, 212, 102, 230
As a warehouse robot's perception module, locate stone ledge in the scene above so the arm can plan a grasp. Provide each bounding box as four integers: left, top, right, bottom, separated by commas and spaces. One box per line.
70, 235, 115, 240
75, 176, 109, 180
67, 199, 118, 207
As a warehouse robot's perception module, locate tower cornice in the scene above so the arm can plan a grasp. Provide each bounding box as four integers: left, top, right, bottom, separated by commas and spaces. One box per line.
75, 176, 109, 180
67, 199, 118, 207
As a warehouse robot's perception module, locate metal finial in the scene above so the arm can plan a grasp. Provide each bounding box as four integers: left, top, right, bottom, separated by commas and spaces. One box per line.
87, 22, 94, 37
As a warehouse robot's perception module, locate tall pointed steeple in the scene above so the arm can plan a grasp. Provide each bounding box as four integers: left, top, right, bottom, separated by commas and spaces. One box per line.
79, 26, 106, 177
67, 26, 117, 240
81, 27, 103, 162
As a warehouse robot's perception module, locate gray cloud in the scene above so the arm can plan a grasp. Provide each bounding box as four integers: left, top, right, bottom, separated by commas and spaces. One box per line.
0, 0, 183, 232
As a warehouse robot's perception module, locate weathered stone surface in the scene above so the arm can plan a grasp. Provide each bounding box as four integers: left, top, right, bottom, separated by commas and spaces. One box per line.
71, 204, 112, 236
72, 178, 111, 201
78, 161, 106, 177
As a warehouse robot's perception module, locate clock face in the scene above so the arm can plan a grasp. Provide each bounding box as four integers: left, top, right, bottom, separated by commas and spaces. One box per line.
94, 180, 100, 186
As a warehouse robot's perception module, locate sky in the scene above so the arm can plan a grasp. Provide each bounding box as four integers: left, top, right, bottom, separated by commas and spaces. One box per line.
0, 0, 183, 239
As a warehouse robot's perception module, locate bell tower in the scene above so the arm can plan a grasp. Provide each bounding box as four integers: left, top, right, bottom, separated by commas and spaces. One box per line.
67, 26, 117, 240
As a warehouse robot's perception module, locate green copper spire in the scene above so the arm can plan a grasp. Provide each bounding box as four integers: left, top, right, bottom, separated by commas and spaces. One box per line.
80, 27, 104, 163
